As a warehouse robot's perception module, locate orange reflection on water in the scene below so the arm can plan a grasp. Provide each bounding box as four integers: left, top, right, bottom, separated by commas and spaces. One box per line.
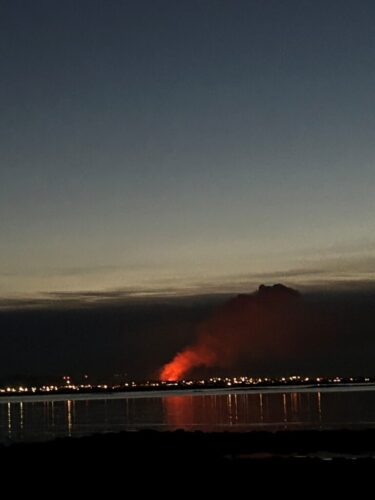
163, 396, 195, 428
162, 391, 324, 430
163, 394, 242, 430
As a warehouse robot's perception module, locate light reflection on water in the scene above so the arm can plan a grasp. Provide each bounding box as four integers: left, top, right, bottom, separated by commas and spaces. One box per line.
1, 390, 375, 443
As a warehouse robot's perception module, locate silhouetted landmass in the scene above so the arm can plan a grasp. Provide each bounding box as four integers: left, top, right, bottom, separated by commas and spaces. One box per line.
1, 288, 375, 380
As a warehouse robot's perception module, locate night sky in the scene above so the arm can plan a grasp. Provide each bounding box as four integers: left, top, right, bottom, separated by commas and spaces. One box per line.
1, 1, 375, 380
1, 0, 375, 301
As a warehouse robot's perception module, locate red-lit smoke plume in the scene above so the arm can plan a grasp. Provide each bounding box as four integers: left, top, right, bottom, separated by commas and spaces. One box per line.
159, 284, 302, 381
160, 346, 217, 381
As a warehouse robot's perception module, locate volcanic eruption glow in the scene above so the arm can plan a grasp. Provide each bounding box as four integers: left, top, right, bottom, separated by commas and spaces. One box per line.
160, 346, 217, 381
159, 284, 302, 381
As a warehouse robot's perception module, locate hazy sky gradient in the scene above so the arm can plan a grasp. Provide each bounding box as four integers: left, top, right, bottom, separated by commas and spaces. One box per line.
1, 0, 375, 299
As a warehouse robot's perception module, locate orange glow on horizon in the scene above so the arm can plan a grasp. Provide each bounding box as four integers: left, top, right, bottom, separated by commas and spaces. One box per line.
159, 285, 302, 381
160, 350, 199, 381
160, 347, 216, 381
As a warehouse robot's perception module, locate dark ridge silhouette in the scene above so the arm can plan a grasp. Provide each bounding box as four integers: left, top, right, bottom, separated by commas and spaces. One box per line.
1, 287, 375, 382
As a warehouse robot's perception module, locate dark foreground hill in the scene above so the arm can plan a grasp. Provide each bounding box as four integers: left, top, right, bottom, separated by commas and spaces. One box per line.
1, 429, 375, 473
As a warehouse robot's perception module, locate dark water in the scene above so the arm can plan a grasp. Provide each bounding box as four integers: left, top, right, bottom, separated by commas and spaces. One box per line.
1, 389, 375, 443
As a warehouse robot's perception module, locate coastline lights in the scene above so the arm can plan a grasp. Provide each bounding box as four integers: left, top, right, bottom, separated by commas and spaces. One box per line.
0, 375, 373, 396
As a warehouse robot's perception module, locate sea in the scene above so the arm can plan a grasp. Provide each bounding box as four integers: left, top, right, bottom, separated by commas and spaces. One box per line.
1, 385, 375, 443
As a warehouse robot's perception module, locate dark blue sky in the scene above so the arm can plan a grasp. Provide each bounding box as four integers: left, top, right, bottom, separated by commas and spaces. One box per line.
1, 0, 375, 301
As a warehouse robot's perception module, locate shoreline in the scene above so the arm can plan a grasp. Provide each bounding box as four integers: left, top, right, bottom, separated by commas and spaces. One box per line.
3, 428, 375, 468
1, 382, 375, 404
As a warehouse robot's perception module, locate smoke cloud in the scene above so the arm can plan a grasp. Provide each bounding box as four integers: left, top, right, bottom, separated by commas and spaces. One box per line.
160, 284, 303, 380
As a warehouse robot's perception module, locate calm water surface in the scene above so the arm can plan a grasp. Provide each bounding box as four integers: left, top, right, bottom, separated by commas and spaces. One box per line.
1, 389, 375, 442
